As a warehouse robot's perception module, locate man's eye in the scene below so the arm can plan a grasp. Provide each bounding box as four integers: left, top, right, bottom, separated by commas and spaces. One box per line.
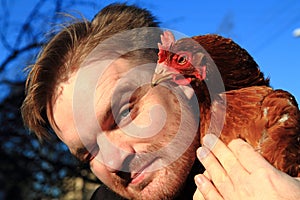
114, 106, 132, 128
119, 109, 130, 119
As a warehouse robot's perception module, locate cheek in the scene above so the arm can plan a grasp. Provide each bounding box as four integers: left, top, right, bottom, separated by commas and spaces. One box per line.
131, 97, 180, 141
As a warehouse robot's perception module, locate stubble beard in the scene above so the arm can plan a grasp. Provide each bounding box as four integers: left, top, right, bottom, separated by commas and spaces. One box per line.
112, 113, 199, 199
106, 84, 200, 199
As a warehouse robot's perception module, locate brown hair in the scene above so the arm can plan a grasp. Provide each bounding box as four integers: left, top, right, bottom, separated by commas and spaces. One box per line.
21, 3, 161, 141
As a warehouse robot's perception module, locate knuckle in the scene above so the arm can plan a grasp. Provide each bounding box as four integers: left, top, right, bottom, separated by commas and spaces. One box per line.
214, 173, 229, 188
223, 156, 238, 168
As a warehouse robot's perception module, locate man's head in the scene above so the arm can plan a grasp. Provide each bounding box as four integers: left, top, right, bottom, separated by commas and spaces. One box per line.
21, 3, 201, 199
21, 3, 160, 140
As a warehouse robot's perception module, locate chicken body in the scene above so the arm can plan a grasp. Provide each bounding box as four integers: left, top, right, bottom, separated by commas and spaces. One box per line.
152, 31, 300, 177
206, 86, 300, 177
192, 34, 270, 90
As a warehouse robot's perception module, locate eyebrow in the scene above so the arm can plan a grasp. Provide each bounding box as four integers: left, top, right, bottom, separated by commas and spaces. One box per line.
99, 106, 115, 130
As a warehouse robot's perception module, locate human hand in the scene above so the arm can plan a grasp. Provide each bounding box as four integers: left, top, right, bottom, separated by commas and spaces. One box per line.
193, 134, 300, 200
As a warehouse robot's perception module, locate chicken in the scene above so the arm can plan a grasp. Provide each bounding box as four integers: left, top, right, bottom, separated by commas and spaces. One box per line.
151, 31, 300, 177
151, 31, 270, 91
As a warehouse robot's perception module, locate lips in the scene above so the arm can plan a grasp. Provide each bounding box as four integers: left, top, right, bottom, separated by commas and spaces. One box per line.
130, 171, 145, 184
130, 158, 157, 185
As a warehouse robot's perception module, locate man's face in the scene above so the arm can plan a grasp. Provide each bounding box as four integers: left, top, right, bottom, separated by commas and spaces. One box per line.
49, 58, 200, 199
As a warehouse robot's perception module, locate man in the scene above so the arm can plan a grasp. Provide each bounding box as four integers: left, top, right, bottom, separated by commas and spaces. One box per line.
22, 3, 300, 200
22, 3, 202, 199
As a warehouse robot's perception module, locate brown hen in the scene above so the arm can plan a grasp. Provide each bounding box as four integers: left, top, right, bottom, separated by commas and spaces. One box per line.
152, 31, 300, 177
192, 34, 270, 90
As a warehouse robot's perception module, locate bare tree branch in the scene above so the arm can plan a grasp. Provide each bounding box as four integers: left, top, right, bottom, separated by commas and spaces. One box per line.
0, 42, 44, 72
0, 0, 13, 51
13, 0, 46, 48
0, 1, 103, 199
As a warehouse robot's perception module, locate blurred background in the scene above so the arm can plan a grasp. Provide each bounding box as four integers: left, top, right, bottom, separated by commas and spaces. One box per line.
0, 0, 299, 199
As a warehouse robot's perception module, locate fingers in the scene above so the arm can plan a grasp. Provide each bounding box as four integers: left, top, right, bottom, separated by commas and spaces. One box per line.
196, 146, 228, 186
194, 174, 223, 200
197, 134, 251, 198
227, 138, 272, 173
193, 188, 205, 200
202, 134, 247, 176
203, 170, 211, 180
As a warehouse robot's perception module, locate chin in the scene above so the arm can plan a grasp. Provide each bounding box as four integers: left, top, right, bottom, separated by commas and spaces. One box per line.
120, 150, 198, 199
126, 171, 187, 200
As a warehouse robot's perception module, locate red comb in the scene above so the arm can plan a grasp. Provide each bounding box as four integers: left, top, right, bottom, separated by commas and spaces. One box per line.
158, 31, 175, 63
158, 30, 175, 51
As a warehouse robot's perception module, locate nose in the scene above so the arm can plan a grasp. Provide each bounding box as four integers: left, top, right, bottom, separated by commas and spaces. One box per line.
95, 133, 134, 173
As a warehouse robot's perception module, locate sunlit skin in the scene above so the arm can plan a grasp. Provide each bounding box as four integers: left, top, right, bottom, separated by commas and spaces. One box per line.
193, 134, 300, 200
47, 58, 200, 200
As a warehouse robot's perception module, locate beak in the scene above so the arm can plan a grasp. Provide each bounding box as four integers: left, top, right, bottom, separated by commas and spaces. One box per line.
151, 64, 176, 87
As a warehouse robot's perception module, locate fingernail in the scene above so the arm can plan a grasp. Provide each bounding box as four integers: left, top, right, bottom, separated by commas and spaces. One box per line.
197, 146, 210, 160
195, 175, 205, 187
203, 133, 218, 149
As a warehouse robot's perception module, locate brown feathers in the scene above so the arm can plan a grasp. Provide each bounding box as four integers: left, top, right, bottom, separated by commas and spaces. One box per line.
192, 34, 270, 90
152, 31, 300, 177
205, 86, 300, 177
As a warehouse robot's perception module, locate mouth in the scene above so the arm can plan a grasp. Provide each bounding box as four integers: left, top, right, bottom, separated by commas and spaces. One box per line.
129, 158, 159, 185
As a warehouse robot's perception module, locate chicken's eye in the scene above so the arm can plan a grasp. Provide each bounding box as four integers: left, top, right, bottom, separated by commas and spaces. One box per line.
177, 54, 188, 65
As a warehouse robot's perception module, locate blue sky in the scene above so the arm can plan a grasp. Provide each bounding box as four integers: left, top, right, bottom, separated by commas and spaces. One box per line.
2, 0, 300, 102
147, 0, 300, 102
